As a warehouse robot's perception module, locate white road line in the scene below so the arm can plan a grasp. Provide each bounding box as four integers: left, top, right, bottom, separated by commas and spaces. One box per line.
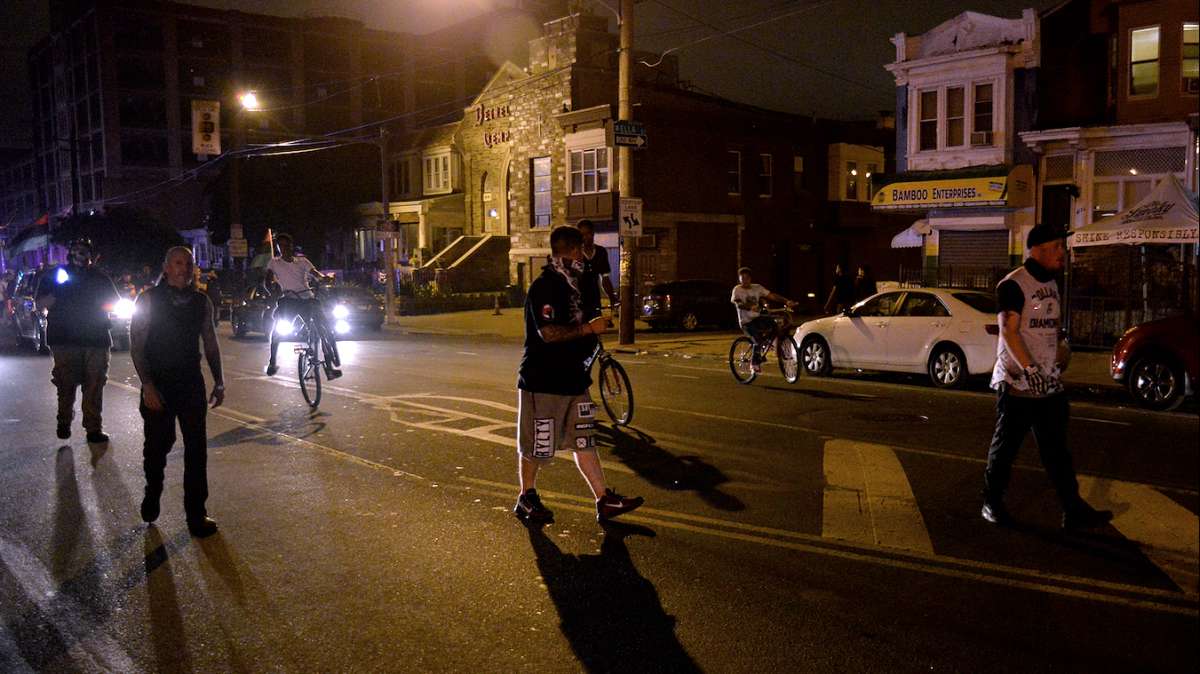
666, 374, 701, 380
822, 439, 934, 555
640, 404, 818, 432
1076, 416, 1132, 426
1078, 476, 1200, 596
0, 537, 138, 672
456, 351, 479, 356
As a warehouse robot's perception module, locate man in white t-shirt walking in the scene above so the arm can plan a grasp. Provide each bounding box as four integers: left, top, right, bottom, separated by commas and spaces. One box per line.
731, 266, 797, 372
264, 233, 341, 379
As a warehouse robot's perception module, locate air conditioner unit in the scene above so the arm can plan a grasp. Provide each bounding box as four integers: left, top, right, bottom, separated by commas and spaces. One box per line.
970, 131, 993, 146
636, 234, 657, 249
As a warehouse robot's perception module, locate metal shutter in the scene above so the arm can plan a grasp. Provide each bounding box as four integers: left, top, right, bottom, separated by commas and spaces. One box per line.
938, 230, 1009, 267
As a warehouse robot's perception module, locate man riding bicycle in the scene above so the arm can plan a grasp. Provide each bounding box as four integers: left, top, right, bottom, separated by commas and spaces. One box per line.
731, 266, 798, 372
263, 233, 341, 380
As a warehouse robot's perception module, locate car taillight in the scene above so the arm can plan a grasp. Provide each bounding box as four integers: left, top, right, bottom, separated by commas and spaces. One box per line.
985, 324, 999, 335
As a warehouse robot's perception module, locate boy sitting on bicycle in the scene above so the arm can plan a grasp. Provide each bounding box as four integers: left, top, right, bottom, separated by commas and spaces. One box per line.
263, 233, 341, 380
731, 267, 798, 372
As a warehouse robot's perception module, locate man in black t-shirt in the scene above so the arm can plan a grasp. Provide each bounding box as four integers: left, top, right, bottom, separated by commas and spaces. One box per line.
576, 219, 616, 320
35, 239, 121, 443
514, 225, 643, 524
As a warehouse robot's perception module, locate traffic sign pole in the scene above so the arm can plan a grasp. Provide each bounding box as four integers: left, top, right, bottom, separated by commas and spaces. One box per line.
617, 0, 636, 345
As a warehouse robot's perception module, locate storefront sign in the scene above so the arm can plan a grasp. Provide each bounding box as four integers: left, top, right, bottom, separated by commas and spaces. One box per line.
475, 103, 512, 125
483, 130, 512, 148
872, 165, 1033, 211
191, 100, 221, 156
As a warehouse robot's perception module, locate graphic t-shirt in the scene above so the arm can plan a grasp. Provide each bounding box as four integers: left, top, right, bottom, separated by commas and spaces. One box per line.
731, 283, 771, 326
518, 266, 599, 396
267, 256, 317, 297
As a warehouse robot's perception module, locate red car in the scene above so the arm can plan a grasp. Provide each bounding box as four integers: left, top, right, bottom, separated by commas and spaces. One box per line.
1111, 316, 1199, 410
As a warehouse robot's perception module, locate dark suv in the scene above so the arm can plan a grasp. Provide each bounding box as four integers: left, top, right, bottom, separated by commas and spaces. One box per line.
640, 279, 735, 331
1111, 315, 1198, 410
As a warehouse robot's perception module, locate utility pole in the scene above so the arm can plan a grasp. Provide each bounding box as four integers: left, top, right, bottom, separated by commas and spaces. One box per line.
380, 127, 396, 325
617, 0, 636, 345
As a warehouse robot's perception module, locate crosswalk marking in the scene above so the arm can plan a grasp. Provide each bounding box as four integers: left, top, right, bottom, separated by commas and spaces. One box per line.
1077, 476, 1200, 596
822, 439, 934, 555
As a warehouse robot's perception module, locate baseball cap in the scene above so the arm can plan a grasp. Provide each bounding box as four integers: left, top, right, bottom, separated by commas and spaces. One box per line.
1026, 224, 1073, 249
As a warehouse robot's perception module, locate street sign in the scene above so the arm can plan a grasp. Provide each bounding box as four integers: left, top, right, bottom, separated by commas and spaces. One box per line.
619, 197, 643, 237
613, 120, 646, 149
192, 100, 221, 156
228, 238, 248, 258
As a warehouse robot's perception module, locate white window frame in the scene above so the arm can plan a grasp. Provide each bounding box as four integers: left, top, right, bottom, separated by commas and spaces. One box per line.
910, 80, 999, 154
1129, 25, 1161, 99
1182, 22, 1199, 95
917, 89, 939, 152
758, 153, 772, 197
423, 150, 452, 195
530, 156, 551, 228
566, 146, 610, 195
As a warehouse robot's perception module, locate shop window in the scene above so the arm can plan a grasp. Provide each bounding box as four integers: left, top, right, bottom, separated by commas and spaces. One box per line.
531, 156, 551, 228
726, 150, 741, 195
946, 87, 965, 147
757, 154, 772, 197
1184, 23, 1199, 94
846, 161, 858, 200
568, 147, 609, 195
919, 90, 937, 151
1130, 26, 1160, 97
973, 84, 993, 137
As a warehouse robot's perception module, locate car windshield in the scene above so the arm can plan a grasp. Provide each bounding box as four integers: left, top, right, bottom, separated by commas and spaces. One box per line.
951, 292, 998, 314
329, 287, 376, 302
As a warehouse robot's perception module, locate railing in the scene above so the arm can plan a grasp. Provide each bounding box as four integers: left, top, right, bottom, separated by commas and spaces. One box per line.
897, 264, 1009, 290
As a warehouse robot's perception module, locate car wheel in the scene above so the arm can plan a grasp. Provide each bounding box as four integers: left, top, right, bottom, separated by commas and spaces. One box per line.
801, 336, 832, 376
1128, 355, 1184, 411
233, 316, 248, 338
928, 345, 967, 388
679, 312, 699, 331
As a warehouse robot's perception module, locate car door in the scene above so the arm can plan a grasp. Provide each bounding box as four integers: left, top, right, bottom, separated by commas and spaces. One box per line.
887, 292, 951, 370
830, 291, 903, 367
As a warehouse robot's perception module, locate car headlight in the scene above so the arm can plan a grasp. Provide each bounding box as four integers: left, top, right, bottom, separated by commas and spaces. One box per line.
334, 319, 351, 335
274, 319, 295, 336
332, 304, 350, 319
113, 298, 136, 320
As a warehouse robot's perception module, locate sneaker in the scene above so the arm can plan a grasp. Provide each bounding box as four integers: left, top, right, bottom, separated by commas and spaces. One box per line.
140, 492, 161, 523
514, 489, 553, 523
85, 431, 109, 444
265, 363, 279, 376
187, 517, 219, 538
325, 367, 343, 380
56, 424, 71, 440
981, 502, 1012, 526
1062, 504, 1113, 530
597, 488, 644, 522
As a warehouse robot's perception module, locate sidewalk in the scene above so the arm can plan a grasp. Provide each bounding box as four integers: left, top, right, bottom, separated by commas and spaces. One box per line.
387, 308, 1120, 391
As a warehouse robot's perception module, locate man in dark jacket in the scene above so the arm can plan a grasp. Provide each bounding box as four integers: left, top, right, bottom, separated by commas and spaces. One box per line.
36, 238, 121, 443
130, 246, 225, 537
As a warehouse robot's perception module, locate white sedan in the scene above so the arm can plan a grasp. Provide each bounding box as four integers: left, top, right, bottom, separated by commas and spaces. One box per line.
793, 287, 999, 388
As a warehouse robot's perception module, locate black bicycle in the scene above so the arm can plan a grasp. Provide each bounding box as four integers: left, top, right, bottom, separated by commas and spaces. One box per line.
277, 285, 340, 409
728, 307, 799, 385
594, 338, 633, 425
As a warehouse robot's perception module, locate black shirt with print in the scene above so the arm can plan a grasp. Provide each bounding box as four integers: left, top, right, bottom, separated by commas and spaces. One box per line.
518, 265, 599, 395
37, 265, 120, 348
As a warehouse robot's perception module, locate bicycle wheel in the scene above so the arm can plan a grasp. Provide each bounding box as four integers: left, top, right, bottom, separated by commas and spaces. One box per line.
729, 337, 757, 384
298, 349, 322, 409
598, 357, 634, 426
318, 322, 341, 367
777, 335, 800, 384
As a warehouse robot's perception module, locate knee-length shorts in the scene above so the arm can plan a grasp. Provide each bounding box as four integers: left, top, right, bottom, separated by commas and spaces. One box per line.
517, 390, 597, 461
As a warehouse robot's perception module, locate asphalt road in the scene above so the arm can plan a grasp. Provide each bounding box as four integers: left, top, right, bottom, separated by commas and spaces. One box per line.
1, 324, 1197, 673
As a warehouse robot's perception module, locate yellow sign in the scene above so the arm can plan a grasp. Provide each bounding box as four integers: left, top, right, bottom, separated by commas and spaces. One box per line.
191, 100, 221, 156
873, 165, 1032, 210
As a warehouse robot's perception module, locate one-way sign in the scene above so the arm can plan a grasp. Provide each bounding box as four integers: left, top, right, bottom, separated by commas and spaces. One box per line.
613, 120, 646, 149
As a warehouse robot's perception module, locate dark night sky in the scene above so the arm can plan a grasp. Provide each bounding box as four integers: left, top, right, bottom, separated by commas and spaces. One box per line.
0, 0, 1057, 148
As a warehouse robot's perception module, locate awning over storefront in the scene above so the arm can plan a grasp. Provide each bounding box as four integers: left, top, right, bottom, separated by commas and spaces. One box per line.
1072, 174, 1199, 247
871, 165, 1033, 211
890, 219, 930, 248
7, 233, 49, 258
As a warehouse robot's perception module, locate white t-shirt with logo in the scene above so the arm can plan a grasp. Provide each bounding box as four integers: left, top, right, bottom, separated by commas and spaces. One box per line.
267, 256, 317, 297
731, 283, 771, 326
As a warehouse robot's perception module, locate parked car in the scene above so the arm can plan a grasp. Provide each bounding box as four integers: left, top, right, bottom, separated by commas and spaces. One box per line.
793, 287, 999, 388
231, 285, 384, 337
641, 279, 737, 331
1110, 315, 1198, 410
9, 270, 49, 354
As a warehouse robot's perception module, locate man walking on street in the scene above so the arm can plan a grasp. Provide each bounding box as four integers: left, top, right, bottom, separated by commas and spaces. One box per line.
981, 224, 1113, 530
130, 247, 225, 537
514, 226, 644, 524
36, 238, 121, 443
576, 219, 616, 320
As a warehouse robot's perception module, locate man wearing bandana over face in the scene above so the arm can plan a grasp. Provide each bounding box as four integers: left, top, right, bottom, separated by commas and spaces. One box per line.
35, 238, 122, 443
513, 226, 644, 524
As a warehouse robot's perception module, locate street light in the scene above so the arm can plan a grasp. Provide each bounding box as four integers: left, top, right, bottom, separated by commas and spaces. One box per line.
240, 91, 261, 111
